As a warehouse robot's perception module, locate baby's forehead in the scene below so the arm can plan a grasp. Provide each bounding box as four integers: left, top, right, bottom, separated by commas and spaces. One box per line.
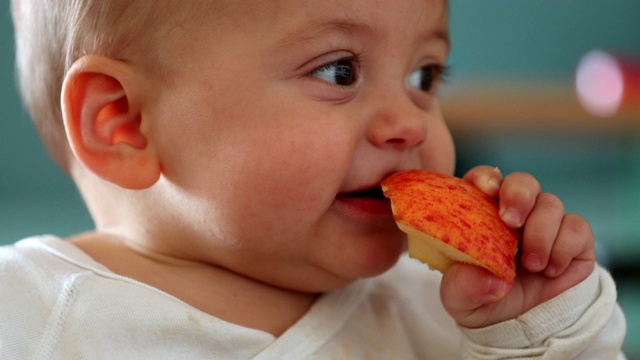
124, 0, 450, 80
212, 1, 447, 38
273, 1, 449, 48
180, 0, 447, 28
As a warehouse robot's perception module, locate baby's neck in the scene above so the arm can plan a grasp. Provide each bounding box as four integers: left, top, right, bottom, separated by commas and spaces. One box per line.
68, 232, 319, 336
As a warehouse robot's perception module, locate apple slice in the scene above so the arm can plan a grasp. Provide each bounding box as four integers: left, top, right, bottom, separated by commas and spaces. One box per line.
381, 170, 520, 283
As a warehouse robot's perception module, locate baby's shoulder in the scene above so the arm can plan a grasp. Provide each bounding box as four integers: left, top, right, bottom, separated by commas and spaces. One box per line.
0, 236, 81, 345
1, 236, 76, 297
0, 236, 103, 309
1, 235, 76, 270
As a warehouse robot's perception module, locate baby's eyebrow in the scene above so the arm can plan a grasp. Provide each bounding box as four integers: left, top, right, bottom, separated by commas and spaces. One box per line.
276, 17, 449, 54
423, 27, 450, 54
276, 18, 380, 50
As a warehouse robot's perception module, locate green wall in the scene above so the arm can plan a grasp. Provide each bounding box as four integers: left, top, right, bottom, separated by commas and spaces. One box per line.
448, 1, 640, 79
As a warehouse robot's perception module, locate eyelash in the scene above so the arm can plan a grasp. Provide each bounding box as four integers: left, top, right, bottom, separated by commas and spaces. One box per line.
408, 63, 451, 94
434, 64, 451, 84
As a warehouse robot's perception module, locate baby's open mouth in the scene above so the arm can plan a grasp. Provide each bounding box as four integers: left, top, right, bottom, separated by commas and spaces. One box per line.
335, 185, 392, 216
342, 186, 386, 200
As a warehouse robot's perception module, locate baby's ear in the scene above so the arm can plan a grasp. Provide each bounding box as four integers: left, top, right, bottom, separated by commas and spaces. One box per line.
61, 55, 161, 189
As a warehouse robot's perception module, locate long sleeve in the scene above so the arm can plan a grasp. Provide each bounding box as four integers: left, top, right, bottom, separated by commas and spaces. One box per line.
459, 265, 626, 359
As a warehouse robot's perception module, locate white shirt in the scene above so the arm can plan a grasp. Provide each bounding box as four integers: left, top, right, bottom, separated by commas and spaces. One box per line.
0, 235, 626, 359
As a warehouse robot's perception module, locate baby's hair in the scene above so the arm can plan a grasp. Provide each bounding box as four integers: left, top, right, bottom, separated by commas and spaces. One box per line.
11, 1, 222, 171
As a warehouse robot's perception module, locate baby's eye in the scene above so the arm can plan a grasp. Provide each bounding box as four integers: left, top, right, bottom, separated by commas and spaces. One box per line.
310, 57, 358, 86
408, 64, 449, 93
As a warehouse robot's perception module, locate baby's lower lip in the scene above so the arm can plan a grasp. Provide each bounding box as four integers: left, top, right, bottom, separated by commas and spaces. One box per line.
334, 194, 393, 216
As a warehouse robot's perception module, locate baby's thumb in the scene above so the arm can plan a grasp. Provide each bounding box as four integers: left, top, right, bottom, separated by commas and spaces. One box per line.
440, 263, 511, 328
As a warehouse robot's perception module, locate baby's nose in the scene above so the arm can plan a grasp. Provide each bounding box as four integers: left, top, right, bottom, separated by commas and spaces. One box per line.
366, 93, 428, 151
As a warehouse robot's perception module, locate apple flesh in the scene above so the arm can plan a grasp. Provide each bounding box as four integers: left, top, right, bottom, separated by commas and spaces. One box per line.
381, 170, 520, 283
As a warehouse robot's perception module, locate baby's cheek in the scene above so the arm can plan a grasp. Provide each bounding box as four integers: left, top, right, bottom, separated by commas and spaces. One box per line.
419, 139, 455, 174
416, 117, 454, 172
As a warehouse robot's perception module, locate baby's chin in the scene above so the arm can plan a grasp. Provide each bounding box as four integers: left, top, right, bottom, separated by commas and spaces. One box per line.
300, 235, 407, 292
238, 225, 407, 294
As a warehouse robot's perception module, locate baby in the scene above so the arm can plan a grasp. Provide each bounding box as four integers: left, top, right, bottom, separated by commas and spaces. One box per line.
2, 0, 626, 358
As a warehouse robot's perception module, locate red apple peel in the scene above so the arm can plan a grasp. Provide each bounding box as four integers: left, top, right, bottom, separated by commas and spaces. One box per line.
382, 170, 520, 283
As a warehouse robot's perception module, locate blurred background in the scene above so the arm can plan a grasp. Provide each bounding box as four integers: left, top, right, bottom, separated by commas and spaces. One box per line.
444, 1, 640, 356
1, 1, 638, 356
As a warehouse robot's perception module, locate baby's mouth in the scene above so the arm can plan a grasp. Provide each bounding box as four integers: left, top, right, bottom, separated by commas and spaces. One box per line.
336, 185, 392, 216
343, 186, 387, 200
335, 184, 392, 216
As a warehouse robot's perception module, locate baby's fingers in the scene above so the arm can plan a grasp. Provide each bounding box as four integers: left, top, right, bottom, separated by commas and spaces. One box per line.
545, 213, 596, 277
520, 192, 564, 272
498, 172, 542, 228
462, 166, 503, 198
440, 263, 511, 328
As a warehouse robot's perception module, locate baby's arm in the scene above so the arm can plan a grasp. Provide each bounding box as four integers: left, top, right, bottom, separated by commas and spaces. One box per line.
440, 166, 626, 358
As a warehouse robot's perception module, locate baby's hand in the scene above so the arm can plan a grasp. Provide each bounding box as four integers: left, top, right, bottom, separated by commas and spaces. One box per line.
439, 166, 596, 328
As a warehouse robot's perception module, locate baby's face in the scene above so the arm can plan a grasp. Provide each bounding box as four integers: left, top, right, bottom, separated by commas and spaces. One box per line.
147, 0, 453, 292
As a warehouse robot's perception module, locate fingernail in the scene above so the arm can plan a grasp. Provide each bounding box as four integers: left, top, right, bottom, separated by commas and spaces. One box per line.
488, 277, 507, 298
479, 174, 500, 196
487, 177, 501, 194
525, 254, 543, 271
500, 208, 522, 227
